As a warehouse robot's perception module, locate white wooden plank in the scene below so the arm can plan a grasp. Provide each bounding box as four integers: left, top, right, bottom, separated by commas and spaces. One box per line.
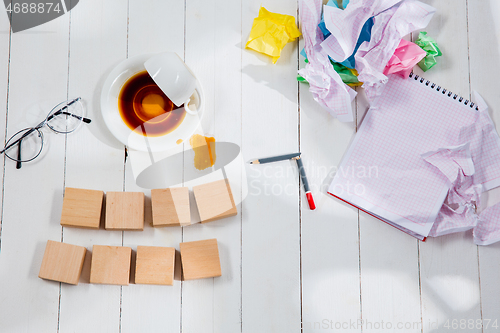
355, 28, 420, 333
468, 0, 500, 330
181, 0, 242, 331
299, 35, 362, 333
0, 1, 10, 247
241, 1, 301, 332
120, 0, 185, 331
58, 0, 128, 331
358, 214, 421, 333
351, 29, 422, 332
0, 14, 70, 333
413, 1, 482, 331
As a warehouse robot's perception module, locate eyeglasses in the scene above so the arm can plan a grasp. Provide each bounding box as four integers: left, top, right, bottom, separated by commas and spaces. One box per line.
0, 97, 91, 169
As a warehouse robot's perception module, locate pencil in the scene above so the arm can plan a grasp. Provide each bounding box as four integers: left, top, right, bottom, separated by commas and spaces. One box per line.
249, 152, 301, 164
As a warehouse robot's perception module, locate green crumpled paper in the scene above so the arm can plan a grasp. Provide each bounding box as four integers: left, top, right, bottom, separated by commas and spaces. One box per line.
298, 59, 361, 86
415, 31, 442, 72
245, 7, 301, 64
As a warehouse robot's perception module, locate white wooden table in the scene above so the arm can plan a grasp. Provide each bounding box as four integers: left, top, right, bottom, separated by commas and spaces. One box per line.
0, 0, 499, 332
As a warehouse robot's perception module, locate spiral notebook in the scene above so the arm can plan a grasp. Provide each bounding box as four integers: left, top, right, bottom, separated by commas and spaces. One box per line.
328, 73, 500, 240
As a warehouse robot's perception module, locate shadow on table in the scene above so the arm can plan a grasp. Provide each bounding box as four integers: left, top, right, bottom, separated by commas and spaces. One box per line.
87, 61, 126, 150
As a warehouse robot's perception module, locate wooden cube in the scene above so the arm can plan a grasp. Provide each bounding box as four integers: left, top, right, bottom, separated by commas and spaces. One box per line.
193, 179, 237, 223
60, 187, 104, 229
89, 245, 132, 285
105, 192, 144, 230
180, 239, 221, 280
38, 240, 87, 285
151, 187, 191, 227
135, 246, 175, 285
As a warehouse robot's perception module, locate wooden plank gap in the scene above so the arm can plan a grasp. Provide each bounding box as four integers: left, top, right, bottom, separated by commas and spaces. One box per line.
465, 0, 473, 100
357, 209, 363, 331
240, 1, 244, 331
476, 246, 484, 333
0, 8, 13, 253
296, 3, 304, 332
417, 241, 424, 333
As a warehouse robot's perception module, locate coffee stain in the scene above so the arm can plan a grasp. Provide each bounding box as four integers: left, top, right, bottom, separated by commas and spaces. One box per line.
189, 134, 216, 170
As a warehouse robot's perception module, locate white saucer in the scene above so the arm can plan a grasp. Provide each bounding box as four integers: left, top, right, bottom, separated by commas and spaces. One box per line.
100, 54, 204, 152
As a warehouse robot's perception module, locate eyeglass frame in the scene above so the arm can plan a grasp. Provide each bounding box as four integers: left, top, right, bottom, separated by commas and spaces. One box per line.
0, 97, 91, 169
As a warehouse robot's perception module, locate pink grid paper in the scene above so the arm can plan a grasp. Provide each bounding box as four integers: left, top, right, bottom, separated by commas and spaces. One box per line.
475, 202, 500, 245
328, 74, 488, 238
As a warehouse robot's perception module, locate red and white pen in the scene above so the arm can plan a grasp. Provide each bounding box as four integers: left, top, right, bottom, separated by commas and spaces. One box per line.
294, 155, 316, 210
249, 152, 316, 210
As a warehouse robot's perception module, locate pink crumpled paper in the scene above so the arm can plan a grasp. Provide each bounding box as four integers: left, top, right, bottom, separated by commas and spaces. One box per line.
383, 39, 427, 77
474, 202, 500, 245
355, 0, 436, 101
422, 92, 500, 244
299, 0, 435, 120
423, 143, 482, 237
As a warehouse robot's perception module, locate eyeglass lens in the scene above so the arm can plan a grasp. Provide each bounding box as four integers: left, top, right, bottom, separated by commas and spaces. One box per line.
46, 98, 85, 134
1, 97, 88, 168
4, 127, 44, 163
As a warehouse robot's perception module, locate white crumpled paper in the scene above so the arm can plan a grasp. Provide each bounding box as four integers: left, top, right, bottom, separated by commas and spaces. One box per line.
321, 0, 403, 61
354, 0, 436, 101
298, 0, 356, 122
299, 0, 435, 120
422, 93, 500, 244
423, 143, 482, 237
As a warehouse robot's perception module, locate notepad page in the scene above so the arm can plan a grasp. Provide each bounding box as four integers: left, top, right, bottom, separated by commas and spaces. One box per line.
328, 74, 480, 238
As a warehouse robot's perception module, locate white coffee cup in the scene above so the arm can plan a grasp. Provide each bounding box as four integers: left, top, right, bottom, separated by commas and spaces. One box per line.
144, 52, 201, 115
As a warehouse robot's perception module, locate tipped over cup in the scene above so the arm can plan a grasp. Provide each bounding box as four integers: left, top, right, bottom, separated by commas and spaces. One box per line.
144, 52, 201, 116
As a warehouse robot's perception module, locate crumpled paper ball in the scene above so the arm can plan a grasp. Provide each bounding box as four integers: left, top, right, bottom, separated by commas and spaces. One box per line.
383, 39, 427, 77
246, 7, 301, 64
415, 31, 442, 71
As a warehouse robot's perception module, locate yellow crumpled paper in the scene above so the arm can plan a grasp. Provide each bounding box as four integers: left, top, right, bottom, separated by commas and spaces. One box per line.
245, 7, 301, 63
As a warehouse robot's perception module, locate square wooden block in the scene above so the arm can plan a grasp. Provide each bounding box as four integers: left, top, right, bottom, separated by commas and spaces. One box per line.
105, 192, 144, 230
135, 246, 175, 285
151, 187, 190, 227
193, 179, 237, 223
38, 240, 87, 285
60, 187, 104, 229
89, 245, 132, 285
180, 239, 221, 280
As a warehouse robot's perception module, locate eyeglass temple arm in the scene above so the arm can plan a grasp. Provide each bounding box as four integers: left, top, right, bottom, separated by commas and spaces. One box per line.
16, 140, 22, 169
0, 127, 37, 154
46, 98, 91, 124
55, 111, 91, 124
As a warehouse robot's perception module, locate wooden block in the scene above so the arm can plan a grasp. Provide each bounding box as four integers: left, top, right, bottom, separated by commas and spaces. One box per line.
135, 246, 175, 285
60, 187, 104, 229
151, 187, 190, 227
180, 239, 221, 280
38, 240, 87, 285
105, 192, 144, 230
193, 179, 237, 223
89, 245, 132, 285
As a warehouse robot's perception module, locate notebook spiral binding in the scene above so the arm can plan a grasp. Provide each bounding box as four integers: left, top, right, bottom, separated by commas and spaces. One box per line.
408, 72, 479, 111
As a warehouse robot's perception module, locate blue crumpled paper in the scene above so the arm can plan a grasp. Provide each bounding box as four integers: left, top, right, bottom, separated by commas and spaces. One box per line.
301, 0, 373, 69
